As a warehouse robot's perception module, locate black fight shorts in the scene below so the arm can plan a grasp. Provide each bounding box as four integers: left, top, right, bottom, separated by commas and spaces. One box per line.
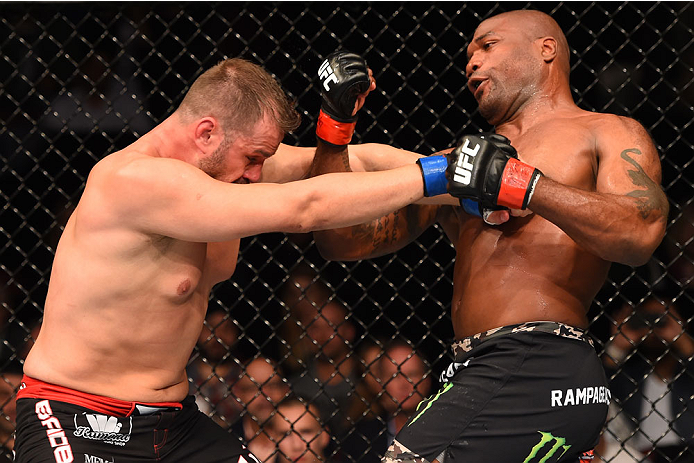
386, 322, 609, 463
14, 377, 258, 463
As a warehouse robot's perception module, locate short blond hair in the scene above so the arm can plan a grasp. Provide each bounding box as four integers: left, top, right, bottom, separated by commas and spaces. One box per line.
178, 58, 300, 136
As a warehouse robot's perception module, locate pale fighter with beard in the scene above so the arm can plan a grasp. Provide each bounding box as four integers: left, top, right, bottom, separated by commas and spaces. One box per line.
305, 9, 669, 463
14, 57, 446, 463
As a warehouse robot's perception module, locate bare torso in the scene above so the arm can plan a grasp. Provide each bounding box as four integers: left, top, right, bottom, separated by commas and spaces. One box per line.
450, 109, 611, 337
24, 147, 240, 402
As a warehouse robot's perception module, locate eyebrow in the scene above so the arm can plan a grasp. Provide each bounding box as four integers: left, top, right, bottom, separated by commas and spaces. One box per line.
467, 31, 496, 58
473, 31, 496, 45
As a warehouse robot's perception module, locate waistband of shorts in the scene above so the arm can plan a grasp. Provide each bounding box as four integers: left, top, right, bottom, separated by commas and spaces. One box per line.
452, 321, 593, 358
16, 375, 184, 417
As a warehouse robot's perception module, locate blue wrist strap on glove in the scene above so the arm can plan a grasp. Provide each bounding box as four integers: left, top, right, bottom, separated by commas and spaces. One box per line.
416, 155, 448, 196
460, 198, 482, 217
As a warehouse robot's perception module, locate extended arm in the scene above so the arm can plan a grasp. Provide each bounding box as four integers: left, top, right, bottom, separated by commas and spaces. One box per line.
309, 141, 444, 260
98, 155, 427, 243
528, 117, 667, 266
266, 143, 462, 209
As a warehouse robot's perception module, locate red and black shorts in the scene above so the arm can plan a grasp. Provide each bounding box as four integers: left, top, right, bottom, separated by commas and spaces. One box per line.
14, 376, 258, 463
388, 322, 609, 463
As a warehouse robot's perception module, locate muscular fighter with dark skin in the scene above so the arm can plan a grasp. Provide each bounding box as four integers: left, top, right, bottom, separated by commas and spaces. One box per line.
305, 9, 668, 462
310, 9, 667, 339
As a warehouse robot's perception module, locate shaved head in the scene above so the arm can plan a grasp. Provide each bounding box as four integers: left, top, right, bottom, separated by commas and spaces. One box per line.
480, 10, 570, 76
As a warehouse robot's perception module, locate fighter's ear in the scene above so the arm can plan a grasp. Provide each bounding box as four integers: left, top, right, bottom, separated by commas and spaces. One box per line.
538, 36, 558, 63
193, 117, 219, 152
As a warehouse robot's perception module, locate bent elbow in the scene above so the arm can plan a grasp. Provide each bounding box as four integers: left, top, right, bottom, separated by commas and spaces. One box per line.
315, 239, 346, 261
314, 233, 363, 261
619, 219, 667, 267
622, 251, 652, 268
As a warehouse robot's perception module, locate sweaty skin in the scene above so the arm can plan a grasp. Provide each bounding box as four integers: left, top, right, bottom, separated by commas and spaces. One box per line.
23, 91, 427, 402
309, 10, 668, 340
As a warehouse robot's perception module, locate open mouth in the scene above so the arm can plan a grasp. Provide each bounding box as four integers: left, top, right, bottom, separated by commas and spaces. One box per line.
469, 78, 488, 98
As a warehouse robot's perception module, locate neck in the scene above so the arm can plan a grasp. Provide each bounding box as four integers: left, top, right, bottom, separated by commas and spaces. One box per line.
495, 83, 576, 135
139, 113, 192, 162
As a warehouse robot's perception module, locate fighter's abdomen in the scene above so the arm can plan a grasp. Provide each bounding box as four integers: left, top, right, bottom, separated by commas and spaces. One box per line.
451, 215, 610, 338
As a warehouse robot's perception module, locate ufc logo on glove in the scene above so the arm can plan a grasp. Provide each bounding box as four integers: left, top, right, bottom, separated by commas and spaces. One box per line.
453, 139, 480, 185
318, 60, 338, 91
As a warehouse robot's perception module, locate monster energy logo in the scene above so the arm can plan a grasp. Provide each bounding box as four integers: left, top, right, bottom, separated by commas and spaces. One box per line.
522, 431, 572, 463
407, 382, 453, 426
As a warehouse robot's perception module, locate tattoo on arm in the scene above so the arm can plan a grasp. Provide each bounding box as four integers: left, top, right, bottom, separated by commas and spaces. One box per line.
341, 153, 351, 171
348, 205, 433, 252
621, 148, 667, 220
350, 211, 402, 249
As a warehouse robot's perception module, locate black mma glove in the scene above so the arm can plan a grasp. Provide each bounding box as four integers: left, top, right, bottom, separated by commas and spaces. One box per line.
446, 133, 542, 210
316, 51, 371, 146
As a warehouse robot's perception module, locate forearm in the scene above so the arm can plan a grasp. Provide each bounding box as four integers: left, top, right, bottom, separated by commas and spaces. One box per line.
349, 143, 425, 171
314, 212, 414, 261
346, 144, 460, 205
298, 165, 425, 233
308, 141, 352, 176
309, 141, 440, 259
310, 141, 395, 259
529, 176, 667, 266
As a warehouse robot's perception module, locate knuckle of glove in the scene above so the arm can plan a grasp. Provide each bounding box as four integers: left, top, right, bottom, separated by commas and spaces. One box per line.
483, 132, 517, 158
321, 51, 369, 121
446, 135, 508, 204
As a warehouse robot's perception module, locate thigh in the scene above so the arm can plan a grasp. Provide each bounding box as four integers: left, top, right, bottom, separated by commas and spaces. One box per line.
390, 336, 531, 462
390, 335, 609, 463
160, 400, 259, 463
15, 398, 154, 463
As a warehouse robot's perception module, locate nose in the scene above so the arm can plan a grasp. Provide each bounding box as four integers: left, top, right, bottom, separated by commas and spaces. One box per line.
286, 433, 305, 452
244, 164, 263, 183
466, 54, 481, 79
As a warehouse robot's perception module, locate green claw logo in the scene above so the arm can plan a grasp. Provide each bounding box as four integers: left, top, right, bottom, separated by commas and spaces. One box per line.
522, 431, 572, 463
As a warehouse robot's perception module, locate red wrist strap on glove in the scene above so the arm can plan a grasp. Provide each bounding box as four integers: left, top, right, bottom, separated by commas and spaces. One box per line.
316, 110, 357, 146
497, 158, 543, 210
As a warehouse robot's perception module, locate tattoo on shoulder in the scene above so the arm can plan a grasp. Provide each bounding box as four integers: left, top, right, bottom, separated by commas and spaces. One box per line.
621, 148, 667, 220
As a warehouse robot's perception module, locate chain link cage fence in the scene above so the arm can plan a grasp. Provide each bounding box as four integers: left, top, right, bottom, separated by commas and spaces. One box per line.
1, 2, 693, 462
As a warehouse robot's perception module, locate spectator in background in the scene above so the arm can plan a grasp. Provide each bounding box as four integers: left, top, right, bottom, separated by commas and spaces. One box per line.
595, 403, 645, 463
379, 341, 432, 437
283, 269, 359, 441
232, 356, 290, 462
0, 370, 22, 462
661, 202, 694, 291
0, 322, 40, 462
604, 297, 694, 463
278, 265, 349, 375
348, 338, 389, 423
268, 395, 330, 463
277, 267, 326, 375
188, 307, 241, 428
345, 340, 432, 462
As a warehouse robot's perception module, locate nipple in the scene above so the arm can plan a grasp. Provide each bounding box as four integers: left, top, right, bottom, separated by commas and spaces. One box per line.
176, 279, 192, 296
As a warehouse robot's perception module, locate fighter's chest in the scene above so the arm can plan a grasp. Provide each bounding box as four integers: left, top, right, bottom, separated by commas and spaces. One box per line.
152, 239, 239, 298
502, 125, 598, 190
